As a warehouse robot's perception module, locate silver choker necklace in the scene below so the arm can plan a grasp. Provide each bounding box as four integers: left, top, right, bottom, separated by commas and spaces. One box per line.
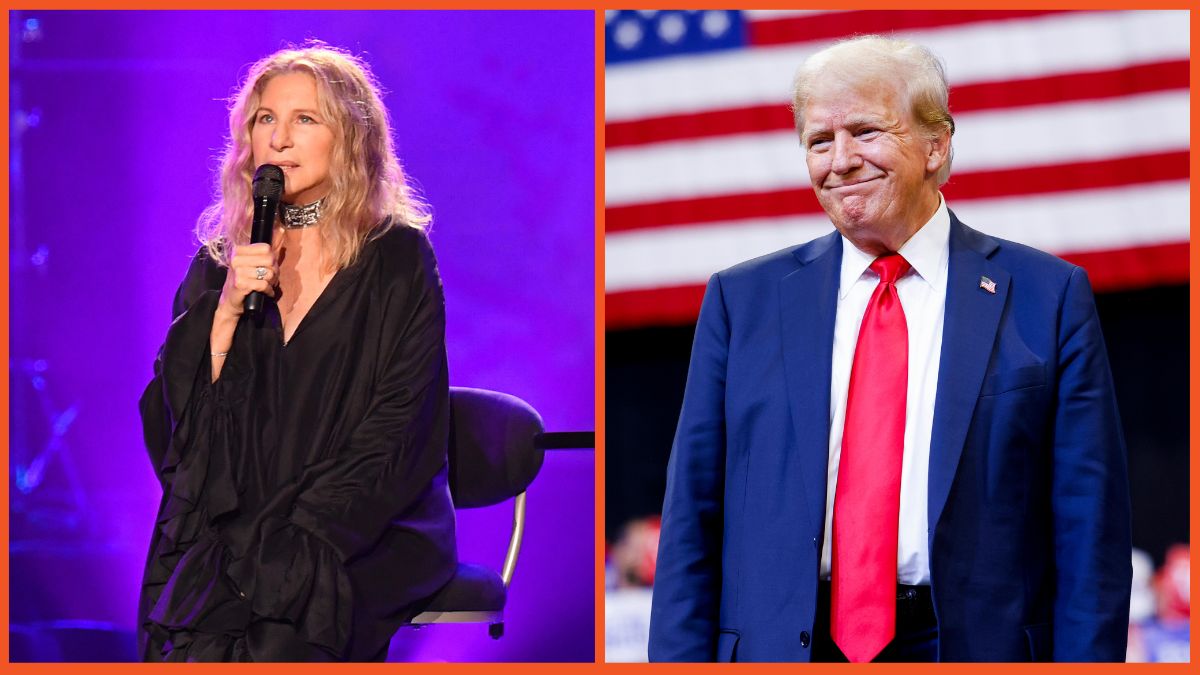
280, 198, 325, 229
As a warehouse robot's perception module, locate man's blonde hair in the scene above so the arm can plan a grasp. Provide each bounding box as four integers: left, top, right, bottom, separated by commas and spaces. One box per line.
791, 35, 955, 185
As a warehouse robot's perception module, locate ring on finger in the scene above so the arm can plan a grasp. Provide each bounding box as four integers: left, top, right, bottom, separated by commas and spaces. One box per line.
255, 266, 267, 281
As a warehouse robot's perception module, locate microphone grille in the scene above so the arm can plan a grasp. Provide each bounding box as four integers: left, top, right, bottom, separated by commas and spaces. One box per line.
252, 164, 285, 199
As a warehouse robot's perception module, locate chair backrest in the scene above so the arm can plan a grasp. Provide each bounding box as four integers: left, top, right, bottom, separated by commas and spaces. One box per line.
447, 387, 545, 508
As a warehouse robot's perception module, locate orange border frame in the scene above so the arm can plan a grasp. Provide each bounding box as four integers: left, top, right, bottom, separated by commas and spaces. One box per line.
1, 1, 1197, 671
596, 1, 1197, 671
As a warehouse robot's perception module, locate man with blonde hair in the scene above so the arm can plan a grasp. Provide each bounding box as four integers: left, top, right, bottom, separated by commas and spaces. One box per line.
649, 36, 1131, 662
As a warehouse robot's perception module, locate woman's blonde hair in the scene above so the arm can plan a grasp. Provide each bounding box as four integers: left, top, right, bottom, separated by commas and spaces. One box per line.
197, 41, 430, 269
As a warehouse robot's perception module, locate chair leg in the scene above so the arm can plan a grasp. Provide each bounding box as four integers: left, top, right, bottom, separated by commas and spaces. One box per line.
488, 623, 504, 640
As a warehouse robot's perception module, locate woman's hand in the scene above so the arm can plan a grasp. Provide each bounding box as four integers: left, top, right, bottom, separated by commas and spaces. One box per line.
215, 243, 280, 322
210, 243, 279, 381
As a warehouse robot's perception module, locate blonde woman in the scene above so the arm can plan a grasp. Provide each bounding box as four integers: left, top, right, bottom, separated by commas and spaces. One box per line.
138, 43, 456, 662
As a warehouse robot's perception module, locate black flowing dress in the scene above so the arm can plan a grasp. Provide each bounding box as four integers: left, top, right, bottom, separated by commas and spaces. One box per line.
137, 223, 457, 661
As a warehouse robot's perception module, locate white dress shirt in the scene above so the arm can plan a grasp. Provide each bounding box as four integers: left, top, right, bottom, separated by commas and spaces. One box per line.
819, 196, 950, 586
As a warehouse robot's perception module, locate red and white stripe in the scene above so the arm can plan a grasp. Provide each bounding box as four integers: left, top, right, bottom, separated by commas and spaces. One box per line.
605, 10, 1190, 329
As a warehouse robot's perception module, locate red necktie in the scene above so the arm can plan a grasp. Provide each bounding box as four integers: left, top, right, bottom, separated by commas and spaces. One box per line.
832, 253, 911, 663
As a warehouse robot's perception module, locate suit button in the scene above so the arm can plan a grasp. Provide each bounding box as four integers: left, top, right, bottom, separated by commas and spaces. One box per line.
812, 537, 819, 549
800, 631, 811, 648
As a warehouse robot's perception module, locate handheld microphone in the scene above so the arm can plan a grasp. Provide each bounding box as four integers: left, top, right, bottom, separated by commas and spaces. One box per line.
245, 164, 284, 314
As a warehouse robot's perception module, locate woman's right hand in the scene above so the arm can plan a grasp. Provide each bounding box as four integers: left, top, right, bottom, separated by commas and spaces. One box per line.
215, 243, 280, 322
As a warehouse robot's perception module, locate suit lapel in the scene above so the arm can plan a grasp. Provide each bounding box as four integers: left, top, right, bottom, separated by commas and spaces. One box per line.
928, 214, 1008, 533
779, 231, 841, 533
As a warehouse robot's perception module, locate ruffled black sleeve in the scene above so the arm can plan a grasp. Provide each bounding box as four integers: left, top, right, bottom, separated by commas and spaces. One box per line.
140, 248, 228, 485
292, 228, 451, 559
139, 248, 262, 661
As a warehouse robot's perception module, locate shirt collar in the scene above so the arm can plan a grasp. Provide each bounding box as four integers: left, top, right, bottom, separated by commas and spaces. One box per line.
838, 193, 950, 299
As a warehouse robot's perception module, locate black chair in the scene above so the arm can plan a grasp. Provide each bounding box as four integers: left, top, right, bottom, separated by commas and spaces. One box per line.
407, 387, 546, 639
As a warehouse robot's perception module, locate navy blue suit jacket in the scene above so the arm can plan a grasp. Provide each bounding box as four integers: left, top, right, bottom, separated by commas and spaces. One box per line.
648, 213, 1132, 662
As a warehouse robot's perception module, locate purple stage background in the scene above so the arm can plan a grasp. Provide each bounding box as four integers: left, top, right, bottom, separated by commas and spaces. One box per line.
9, 11, 595, 662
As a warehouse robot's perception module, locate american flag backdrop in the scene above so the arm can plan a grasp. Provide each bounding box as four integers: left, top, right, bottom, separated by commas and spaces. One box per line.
604, 10, 1190, 330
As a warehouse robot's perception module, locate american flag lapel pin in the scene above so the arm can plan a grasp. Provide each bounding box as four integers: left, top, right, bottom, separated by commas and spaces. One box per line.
980, 276, 997, 294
